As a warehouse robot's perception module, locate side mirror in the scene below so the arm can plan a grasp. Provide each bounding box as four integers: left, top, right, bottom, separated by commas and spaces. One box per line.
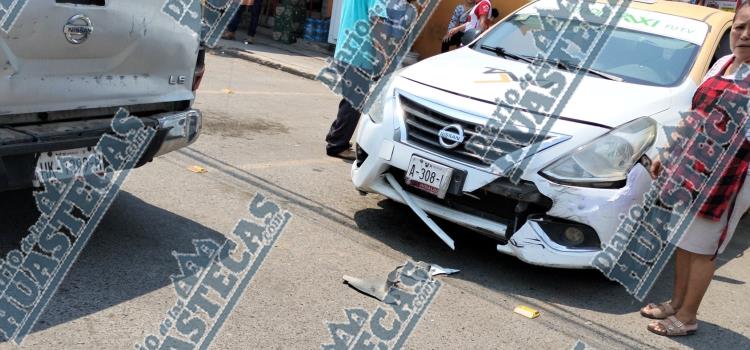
461, 28, 482, 47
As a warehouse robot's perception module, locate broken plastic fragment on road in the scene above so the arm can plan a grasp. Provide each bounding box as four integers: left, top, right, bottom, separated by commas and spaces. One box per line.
343, 273, 396, 301
325, 261, 452, 349
343, 262, 459, 302
513, 305, 540, 319
188, 165, 208, 173
429, 264, 460, 276
385, 173, 455, 250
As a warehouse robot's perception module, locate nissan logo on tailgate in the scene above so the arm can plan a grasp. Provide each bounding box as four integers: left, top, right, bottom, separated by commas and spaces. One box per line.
64, 14, 93, 44
438, 124, 464, 149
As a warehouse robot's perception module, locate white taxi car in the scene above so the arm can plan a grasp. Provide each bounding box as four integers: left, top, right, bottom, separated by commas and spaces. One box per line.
351, 0, 734, 268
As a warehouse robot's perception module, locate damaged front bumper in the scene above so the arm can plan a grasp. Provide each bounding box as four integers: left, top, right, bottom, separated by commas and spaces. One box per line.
352, 103, 651, 269
360, 165, 600, 269
0, 108, 202, 191
495, 220, 598, 269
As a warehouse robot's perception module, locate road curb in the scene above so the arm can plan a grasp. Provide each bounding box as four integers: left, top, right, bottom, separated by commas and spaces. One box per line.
209, 47, 318, 81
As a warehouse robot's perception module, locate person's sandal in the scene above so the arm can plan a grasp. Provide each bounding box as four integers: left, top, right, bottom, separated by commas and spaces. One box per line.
221, 31, 236, 40
647, 316, 697, 336
640, 302, 676, 319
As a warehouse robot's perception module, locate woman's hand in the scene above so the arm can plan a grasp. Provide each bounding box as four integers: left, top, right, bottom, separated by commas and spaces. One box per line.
650, 156, 663, 180
443, 32, 452, 42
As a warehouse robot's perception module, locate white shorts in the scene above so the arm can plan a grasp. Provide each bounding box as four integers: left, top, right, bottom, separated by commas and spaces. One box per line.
677, 172, 750, 255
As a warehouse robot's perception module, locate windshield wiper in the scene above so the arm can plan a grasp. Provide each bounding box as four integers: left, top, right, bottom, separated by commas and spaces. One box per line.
479, 45, 623, 82
573, 65, 623, 82
552, 59, 623, 82
480, 45, 534, 64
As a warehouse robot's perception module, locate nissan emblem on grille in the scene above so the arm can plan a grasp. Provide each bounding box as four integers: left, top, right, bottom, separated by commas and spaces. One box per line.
438, 124, 465, 149
64, 14, 93, 44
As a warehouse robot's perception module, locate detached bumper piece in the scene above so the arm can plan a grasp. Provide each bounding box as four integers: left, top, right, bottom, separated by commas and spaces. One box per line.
0, 109, 202, 191
384, 173, 455, 250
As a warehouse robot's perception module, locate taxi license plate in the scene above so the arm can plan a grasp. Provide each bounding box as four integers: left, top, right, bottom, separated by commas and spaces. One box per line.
405, 156, 453, 199
33, 147, 104, 186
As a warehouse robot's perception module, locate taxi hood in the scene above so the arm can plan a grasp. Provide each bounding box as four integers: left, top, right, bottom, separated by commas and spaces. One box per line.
399, 48, 672, 128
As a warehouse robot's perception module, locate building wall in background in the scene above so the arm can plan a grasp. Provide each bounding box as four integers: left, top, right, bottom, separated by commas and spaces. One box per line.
411, 0, 529, 60
324, 0, 529, 59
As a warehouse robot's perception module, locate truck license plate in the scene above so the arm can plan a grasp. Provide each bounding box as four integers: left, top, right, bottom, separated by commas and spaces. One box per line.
405, 155, 453, 199
34, 147, 104, 186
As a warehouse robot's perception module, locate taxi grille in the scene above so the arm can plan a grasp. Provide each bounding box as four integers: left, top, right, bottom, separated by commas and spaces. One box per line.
401, 96, 550, 168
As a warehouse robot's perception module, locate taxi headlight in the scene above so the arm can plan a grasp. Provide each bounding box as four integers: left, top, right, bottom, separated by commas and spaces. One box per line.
540, 117, 656, 187
365, 73, 400, 124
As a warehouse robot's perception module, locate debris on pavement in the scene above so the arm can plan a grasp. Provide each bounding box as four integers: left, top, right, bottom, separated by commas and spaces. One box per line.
513, 305, 540, 319
342, 274, 395, 301
188, 165, 208, 173
429, 264, 460, 276
343, 261, 459, 301
221, 88, 235, 94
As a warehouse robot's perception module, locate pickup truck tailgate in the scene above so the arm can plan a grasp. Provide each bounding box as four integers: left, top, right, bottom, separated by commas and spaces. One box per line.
0, 0, 201, 116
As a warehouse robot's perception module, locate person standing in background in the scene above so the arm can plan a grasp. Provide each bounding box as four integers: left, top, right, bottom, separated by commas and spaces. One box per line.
325, 0, 385, 160
441, 0, 473, 53
446, 0, 492, 39
223, 0, 264, 44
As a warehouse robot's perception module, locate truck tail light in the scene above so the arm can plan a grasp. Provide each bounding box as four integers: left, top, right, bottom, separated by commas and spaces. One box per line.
192, 47, 206, 91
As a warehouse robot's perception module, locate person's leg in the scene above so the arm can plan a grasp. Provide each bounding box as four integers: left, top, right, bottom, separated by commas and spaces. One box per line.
225, 5, 248, 36
247, 0, 263, 39
325, 99, 361, 155
649, 251, 714, 333
675, 252, 715, 323
670, 247, 691, 309
641, 247, 688, 318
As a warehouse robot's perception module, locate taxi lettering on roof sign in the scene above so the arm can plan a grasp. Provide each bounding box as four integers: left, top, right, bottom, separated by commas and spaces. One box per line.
517, 0, 709, 44
622, 13, 660, 27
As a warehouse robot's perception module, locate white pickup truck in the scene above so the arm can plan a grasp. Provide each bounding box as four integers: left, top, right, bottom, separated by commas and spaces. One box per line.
0, 0, 204, 191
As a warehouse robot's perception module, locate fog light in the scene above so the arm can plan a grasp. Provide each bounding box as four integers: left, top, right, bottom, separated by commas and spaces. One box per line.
564, 227, 585, 246
529, 216, 601, 250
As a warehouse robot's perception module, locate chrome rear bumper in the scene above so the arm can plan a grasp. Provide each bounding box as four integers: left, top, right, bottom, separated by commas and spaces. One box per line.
153, 109, 202, 157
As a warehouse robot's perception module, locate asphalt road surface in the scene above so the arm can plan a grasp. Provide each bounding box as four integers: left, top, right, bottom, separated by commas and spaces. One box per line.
0, 53, 748, 350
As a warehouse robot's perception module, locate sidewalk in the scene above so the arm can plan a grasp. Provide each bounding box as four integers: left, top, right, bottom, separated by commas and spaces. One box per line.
210, 31, 331, 81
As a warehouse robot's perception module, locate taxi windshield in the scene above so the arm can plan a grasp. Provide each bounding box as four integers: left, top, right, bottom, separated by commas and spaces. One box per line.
473, 15, 702, 87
